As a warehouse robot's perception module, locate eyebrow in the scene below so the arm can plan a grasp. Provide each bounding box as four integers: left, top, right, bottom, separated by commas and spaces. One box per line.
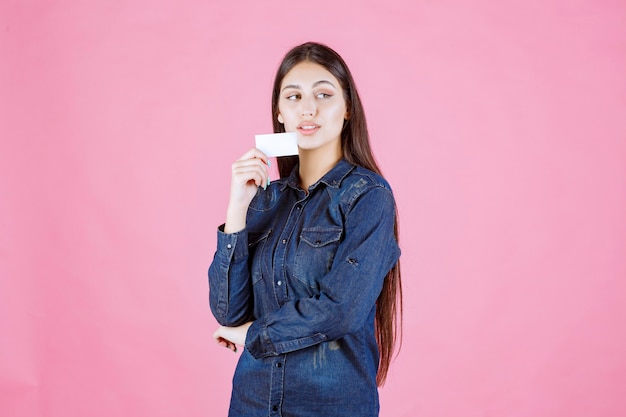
281, 80, 337, 92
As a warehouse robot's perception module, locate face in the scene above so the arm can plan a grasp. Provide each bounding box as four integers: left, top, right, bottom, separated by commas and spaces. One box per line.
277, 61, 348, 156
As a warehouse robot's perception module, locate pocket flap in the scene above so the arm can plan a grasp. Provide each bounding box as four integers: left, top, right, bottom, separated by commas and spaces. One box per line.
300, 228, 342, 248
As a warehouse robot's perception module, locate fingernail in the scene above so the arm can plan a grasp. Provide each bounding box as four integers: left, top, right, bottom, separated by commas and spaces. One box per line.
267, 177, 271, 187
267, 159, 271, 167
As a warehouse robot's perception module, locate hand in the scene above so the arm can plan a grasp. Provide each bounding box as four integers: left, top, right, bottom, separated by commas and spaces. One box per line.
225, 149, 270, 233
213, 322, 253, 353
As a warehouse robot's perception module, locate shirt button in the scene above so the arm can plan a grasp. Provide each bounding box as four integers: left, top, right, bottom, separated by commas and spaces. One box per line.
277, 281, 282, 286
296, 205, 302, 210
281, 238, 287, 244
226, 244, 232, 249
276, 362, 282, 367
272, 405, 278, 411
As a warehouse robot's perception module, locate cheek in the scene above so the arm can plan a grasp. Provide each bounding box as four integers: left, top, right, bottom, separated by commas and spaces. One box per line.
278, 105, 294, 123
329, 104, 348, 124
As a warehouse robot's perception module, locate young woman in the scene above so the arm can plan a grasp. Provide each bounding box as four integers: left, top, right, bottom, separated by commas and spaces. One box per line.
209, 42, 402, 417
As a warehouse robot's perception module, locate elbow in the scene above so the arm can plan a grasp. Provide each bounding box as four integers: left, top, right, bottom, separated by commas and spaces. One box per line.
210, 302, 252, 327
319, 303, 364, 340
321, 298, 375, 341
208, 285, 253, 326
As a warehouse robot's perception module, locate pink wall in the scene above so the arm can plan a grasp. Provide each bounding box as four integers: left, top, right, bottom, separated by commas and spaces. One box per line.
1, 1, 625, 416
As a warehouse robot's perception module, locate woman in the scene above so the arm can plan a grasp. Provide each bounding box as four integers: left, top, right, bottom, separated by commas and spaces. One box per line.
209, 42, 402, 417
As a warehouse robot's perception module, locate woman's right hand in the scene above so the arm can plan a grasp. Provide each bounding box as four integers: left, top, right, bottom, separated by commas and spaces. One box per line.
224, 148, 270, 233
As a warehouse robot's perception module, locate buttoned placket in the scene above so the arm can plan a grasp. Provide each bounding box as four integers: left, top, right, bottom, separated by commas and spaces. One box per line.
272, 191, 308, 306
268, 190, 308, 417
268, 355, 286, 416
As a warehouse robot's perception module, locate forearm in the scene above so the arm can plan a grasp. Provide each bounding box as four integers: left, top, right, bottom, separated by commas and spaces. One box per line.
245, 256, 396, 358
208, 226, 254, 325
224, 204, 248, 234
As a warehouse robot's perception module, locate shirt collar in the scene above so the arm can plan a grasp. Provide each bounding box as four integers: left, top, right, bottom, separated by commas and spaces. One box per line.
281, 159, 355, 192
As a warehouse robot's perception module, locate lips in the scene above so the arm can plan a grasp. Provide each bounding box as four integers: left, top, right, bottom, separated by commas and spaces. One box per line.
297, 122, 320, 135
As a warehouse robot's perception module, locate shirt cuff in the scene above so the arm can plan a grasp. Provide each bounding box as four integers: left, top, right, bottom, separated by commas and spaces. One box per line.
216, 224, 248, 263
245, 318, 277, 359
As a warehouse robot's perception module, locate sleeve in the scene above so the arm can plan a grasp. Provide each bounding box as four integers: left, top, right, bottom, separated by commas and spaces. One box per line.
245, 186, 401, 359
208, 225, 254, 326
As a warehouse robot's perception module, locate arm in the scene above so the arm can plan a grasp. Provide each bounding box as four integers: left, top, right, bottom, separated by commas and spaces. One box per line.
208, 226, 253, 325
245, 186, 401, 359
208, 148, 270, 326
224, 148, 271, 233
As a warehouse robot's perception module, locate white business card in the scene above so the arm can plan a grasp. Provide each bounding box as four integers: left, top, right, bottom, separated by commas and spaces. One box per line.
255, 132, 298, 157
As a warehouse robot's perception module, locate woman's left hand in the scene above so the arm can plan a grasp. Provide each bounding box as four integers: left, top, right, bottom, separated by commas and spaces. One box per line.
213, 322, 253, 353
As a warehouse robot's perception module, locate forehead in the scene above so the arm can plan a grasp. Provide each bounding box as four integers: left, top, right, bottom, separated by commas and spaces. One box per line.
281, 61, 341, 89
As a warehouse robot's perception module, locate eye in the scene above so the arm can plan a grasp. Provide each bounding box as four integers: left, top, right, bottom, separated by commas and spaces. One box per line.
316, 92, 332, 99
285, 93, 300, 100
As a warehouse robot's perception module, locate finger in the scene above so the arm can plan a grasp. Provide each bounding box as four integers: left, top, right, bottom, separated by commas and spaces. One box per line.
232, 167, 266, 188
232, 163, 268, 179
220, 339, 237, 352
236, 148, 270, 165
215, 337, 233, 349
232, 159, 270, 182
232, 166, 270, 188
213, 329, 228, 342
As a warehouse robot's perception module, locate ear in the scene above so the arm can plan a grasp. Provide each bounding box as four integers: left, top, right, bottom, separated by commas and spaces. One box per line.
277, 113, 284, 124
344, 110, 350, 120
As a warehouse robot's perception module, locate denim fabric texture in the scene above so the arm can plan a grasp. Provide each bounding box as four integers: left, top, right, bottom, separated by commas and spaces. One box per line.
209, 159, 400, 417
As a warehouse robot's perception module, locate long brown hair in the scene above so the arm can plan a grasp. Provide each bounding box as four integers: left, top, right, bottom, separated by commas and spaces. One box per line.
271, 42, 402, 386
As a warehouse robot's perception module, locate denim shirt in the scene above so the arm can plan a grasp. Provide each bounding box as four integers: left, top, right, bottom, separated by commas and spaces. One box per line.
209, 159, 401, 417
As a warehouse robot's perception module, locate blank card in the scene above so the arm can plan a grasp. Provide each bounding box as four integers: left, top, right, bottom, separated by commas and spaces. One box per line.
255, 132, 298, 157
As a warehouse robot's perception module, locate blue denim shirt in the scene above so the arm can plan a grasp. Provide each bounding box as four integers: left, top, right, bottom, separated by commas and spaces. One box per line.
209, 159, 400, 417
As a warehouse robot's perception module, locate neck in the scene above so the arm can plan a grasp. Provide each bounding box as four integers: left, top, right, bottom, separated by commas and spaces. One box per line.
298, 146, 342, 191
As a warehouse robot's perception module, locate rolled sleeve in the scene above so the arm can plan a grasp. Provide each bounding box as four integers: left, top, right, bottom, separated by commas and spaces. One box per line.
245, 319, 277, 358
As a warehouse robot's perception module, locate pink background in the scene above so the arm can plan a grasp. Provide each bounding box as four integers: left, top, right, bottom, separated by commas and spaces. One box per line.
1, 1, 625, 416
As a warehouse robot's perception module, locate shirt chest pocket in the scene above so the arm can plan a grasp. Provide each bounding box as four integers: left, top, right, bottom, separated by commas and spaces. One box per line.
293, 227, 343, 291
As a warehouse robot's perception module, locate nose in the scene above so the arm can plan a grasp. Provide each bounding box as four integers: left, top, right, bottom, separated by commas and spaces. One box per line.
299, 96, 316, 117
